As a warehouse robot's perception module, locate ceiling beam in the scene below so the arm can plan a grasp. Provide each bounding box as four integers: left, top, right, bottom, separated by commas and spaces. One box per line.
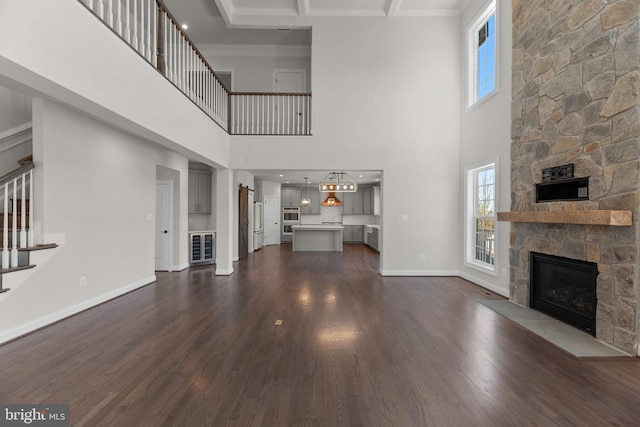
295, 0, 309, 16
384, 0, 402, 17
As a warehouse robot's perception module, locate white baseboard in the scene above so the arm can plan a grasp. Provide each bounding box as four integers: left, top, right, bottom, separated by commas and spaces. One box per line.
173, 263, 190, 271
215, 268, 233, 276
379, 269, 509, 298
380, 270, 458, 276
458, 271, 509, 297
0, 275, 156, 346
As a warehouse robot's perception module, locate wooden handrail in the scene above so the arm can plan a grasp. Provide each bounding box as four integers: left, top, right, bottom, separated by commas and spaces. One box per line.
156, 1, 231, 94
0, 163, 34, 189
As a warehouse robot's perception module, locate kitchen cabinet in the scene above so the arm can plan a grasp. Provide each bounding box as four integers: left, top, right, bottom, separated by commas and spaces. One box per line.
363, 189, 372, 214
341, 192, 353, 213
301, 189, 321, 214
188, 171, 211, 214
342, 225, 363, 243
372, 187, 381, 216
282, 188, 301, 207
189, 231, 215, 265
364, 225, 380, 251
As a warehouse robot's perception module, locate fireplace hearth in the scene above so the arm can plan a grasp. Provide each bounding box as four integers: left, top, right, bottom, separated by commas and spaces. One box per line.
530, 252, 598, 336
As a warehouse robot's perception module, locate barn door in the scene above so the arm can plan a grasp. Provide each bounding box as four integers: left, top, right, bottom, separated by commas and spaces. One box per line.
238, 185, 249, 260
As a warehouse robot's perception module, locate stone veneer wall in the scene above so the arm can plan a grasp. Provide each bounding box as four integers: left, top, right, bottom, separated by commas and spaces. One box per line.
511, 0, 640, 354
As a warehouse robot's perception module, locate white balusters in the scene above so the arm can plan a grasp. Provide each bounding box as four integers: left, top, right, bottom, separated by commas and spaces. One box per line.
11, 180, 17, 266
20, 172, 27, 249
28, 170, 34, 247
0, 170, 32, 269
2, 182, 8, 269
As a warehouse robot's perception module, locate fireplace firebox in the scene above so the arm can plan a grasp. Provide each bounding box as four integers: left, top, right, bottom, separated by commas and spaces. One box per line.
530, 252, 598, 335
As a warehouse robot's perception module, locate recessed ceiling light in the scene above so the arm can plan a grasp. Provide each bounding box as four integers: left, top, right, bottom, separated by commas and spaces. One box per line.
181, 23, 188, 30
279, 174, 283, 177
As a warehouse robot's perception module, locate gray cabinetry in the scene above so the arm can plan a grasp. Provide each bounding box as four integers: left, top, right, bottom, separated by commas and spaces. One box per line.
364, 226, 380, 251
282, 188, 301, 207
343, 225, 364, 243
362, 189, 372, 214
342, 189, 374, 214
188, 171, 211, 214
301, 189, 321, 214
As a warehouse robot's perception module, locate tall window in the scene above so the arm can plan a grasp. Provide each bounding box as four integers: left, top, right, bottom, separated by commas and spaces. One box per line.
465, 161, 497, 272
467, 1, 497, 107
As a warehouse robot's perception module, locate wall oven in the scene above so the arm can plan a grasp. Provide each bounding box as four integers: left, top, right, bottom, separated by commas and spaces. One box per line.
283, 207, 300, 222
282, 207, 300, 235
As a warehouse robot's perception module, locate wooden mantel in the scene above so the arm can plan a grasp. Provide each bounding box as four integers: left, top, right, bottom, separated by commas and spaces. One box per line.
497, 210, 632, 226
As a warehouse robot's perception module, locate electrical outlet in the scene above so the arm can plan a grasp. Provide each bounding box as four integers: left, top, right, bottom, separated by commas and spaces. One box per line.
420, 254, 426, 262
80, 276, 87, 287
501, 268, 507, 277
402, 214, 408, 222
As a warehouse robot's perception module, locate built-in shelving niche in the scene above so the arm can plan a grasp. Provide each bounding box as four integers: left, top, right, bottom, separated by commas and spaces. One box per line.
536, 177, 589, 203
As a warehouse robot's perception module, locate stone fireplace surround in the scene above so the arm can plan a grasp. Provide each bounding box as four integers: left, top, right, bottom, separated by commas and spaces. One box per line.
509, 0, 639, 355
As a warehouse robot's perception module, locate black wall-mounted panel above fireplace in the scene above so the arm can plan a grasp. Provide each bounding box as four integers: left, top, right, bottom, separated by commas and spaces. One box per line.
530, 252, 598, 336
536, 177, 589, 202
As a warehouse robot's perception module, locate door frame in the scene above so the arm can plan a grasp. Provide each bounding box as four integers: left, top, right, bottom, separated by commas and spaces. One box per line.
155, 180, 174, 272
273, 69, 307, 92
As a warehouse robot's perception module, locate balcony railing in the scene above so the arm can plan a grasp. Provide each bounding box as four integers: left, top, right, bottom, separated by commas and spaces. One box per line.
230, 93, 311, 135
78, 0, 311, 136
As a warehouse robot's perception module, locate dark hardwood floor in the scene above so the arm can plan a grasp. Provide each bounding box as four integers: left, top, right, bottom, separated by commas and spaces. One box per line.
1, 244, 640, 426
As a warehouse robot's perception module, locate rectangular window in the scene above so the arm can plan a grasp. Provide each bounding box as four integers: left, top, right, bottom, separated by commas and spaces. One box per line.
465, 161, 497, 272
467, 1, 497, 107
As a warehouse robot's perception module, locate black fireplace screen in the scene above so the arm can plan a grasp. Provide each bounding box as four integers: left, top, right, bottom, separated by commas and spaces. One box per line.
530, 252, 598, 335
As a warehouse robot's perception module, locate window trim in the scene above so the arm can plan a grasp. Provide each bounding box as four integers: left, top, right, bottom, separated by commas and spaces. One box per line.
464, 158, 498, 275
466, 0, 498, 109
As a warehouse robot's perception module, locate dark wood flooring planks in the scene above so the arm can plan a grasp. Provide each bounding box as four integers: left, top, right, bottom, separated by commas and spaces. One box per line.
1, 244, 640, 426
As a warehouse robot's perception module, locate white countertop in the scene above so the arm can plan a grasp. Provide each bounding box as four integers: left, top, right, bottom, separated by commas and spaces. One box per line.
292, 224, 344, 230
365, 225, 381, 229
188, 230, 216, 234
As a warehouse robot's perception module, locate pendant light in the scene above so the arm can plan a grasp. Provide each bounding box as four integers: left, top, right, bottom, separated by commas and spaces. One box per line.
300, 177, 311, 206
319, 171, 358, 192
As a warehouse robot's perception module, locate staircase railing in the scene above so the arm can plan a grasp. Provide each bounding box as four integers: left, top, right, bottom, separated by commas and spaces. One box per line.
230, 92, 312, 135
0, 162, 34, 269
77, 0, 311, 136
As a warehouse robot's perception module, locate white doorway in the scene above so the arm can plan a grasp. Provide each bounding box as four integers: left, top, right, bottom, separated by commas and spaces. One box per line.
155, 181, 173, 271
274, 69, 306, 93
264, 196, 279, 246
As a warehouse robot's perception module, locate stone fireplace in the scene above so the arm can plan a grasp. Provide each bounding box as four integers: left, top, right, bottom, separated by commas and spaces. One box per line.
508, 0, 640, 354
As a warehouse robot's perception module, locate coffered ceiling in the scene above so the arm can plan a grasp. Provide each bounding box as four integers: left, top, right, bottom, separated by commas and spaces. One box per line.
165, 0, 469, 44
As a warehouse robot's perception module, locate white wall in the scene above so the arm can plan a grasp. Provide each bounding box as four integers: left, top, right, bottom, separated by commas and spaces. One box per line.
0, 0, 230, 169
230, 17, 462, 275
0, 84, 31, 131
0, 98, 192, 343
458, 0, 512, 296
201, 48, 311, 92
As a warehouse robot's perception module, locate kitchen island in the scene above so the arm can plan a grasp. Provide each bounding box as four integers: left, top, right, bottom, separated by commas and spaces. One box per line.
291, 225, 344, 252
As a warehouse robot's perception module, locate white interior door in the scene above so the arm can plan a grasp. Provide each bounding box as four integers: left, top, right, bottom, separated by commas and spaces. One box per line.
274, 69, 305, 93
264, 196, 278, 246
274, 70, 306, 134
155, 181, 172, 271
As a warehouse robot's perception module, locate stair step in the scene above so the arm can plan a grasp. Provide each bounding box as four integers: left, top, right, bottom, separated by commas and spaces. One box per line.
0, 264, 35, 275
0, 243, 57, 292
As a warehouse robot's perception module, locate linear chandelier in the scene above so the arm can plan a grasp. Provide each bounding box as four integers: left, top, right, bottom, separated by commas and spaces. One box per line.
318, 171, 358, 192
